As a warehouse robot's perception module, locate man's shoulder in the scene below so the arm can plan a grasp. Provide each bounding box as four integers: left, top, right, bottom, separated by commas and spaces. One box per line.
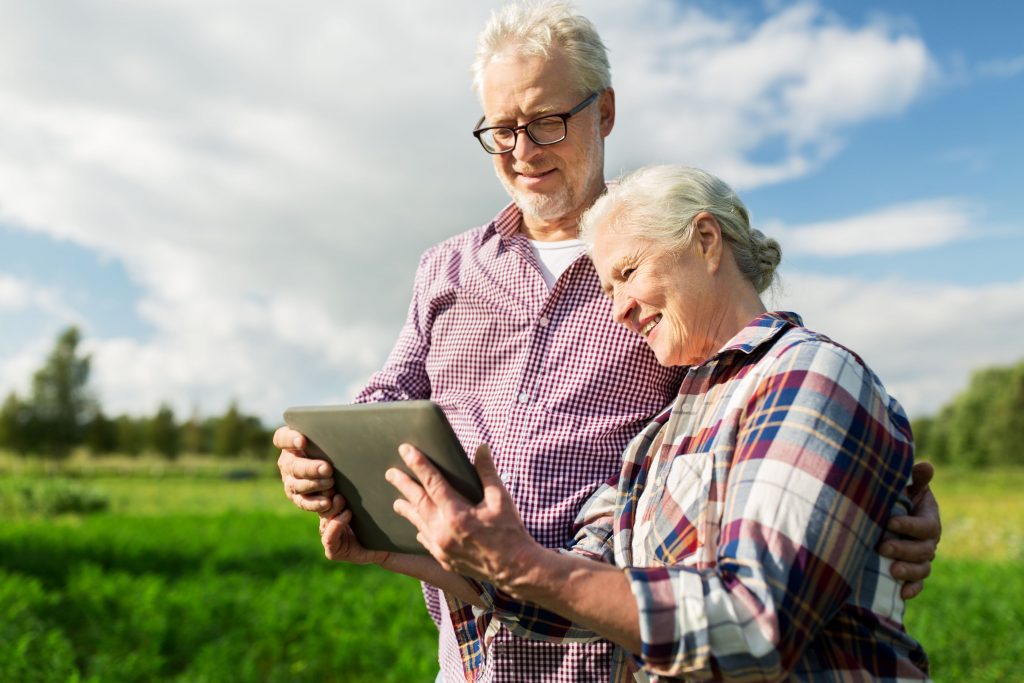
417, 202, 517, 264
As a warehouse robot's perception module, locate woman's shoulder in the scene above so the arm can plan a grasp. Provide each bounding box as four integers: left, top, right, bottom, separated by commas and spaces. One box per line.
764, 323, 872, 376
758, 323, 911, 435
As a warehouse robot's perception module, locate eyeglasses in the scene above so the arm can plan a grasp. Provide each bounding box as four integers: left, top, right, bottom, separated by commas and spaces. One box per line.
472, 92, 599, 154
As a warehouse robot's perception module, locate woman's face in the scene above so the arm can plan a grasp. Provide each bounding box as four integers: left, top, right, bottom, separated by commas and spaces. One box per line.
591, 224, 717, 367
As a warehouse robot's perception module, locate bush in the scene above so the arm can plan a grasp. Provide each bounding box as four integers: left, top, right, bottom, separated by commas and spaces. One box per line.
0, 478, 109, 517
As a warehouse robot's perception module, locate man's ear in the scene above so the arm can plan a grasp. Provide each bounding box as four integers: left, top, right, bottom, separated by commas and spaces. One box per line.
693, 212, 723, 274
599, 88, 615, 137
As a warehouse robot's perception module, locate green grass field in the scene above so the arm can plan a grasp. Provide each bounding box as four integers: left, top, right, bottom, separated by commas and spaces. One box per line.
1, 460, 1021, 682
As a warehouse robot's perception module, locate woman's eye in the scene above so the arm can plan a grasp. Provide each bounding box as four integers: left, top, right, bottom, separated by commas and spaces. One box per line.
622, 267, 635, 279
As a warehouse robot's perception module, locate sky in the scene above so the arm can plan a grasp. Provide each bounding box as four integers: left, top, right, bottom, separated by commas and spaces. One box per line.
1, 0, 1022, 425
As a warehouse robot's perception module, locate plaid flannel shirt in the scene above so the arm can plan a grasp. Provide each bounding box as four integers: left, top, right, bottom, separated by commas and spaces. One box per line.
454, 312, 931, 682
355, 201, 684, 682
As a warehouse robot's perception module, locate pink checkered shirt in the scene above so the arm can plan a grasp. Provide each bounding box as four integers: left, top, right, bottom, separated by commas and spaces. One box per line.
355, 201, 684, 682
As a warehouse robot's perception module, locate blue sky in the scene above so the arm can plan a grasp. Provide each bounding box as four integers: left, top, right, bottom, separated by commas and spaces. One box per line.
1, 0, 1021, 423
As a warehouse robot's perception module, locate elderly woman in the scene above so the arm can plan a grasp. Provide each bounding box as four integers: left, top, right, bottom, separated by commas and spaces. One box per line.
322, 166, 930, 682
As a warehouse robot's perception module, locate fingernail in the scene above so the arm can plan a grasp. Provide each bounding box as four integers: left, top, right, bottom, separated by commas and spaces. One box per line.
293, 436, 302, 448
880, 542, 894, 556
398, 444, 411, 459
892, 564, 906, 579
889, 519, 903, 533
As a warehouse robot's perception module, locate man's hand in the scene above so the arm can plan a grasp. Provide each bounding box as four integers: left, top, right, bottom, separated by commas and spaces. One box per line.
880, 461, 941, 600
274, 426, 338, 514
320, 493, 391, 566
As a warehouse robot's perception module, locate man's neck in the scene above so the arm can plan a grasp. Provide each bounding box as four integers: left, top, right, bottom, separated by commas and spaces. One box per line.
519, 214, 582, 242
517, 181, 606, 242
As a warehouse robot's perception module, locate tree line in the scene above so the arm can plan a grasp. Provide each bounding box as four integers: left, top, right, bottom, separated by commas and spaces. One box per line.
0, 327, 275, 459
913, 358, 1024, 467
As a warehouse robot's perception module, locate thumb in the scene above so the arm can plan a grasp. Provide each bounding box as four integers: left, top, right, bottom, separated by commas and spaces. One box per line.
474, 444, 503, 489
910, 461, 935, 490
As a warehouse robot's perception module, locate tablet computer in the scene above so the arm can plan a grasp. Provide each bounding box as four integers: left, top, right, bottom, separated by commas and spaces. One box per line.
283, 400, 483, 555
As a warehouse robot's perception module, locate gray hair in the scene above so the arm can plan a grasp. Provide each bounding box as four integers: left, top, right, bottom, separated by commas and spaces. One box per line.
472, 1, 611, 97
580, 165, 782, 293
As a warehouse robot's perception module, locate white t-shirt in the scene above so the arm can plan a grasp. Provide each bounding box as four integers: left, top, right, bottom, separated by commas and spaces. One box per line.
528, 238, 586, 289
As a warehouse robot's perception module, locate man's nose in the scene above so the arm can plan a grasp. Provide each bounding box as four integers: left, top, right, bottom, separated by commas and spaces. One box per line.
511, 131, 542, 161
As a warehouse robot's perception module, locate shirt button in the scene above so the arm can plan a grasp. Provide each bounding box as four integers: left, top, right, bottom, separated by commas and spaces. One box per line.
500, 471, 513, 486
518, 391, 530, 404
537, 316, 550, 327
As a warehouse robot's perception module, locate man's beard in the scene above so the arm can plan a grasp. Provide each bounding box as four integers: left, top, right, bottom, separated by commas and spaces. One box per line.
502, 177, 577, 221
498, 137, 603, 222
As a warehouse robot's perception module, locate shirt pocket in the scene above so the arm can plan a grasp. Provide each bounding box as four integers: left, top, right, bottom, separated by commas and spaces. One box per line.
639, 449, 715, 566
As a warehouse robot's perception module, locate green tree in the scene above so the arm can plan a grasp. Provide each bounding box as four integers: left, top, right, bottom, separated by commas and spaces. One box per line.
27, 326, 96, 457
84, 410, 117, 455
181, 408, 206, 455
114, 415, 143, 456
146, 403, 181, 459
0, 391, 31, 453
920, 359, 1024, 467
212, 401, 243, 456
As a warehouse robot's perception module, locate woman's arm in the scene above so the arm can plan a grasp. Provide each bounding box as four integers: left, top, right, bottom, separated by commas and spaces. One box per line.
621, 341, 918, 680
386, 444, 643, 649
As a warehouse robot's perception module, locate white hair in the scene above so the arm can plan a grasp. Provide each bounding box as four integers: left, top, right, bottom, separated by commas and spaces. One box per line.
472, 1, 611, 97
580, 165, 782, 293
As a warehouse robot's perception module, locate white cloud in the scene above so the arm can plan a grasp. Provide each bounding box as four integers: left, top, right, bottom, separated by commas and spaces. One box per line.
774, 273, 1024, 417
0, 1, 944, 422
599, 1, 937, 186
977, 54, 1024, 79
0, 273, 79, 321
767, 198, 975, 256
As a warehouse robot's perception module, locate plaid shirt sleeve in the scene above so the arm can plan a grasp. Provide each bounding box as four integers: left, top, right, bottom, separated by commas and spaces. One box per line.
459, 471, 623, 644
626, 339, 915, 680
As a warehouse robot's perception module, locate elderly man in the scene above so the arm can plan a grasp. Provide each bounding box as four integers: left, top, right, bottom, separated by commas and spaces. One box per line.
275, 3, 941, 682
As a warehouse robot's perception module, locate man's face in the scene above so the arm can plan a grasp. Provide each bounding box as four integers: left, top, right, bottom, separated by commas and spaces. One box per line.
479, 48, 611, 223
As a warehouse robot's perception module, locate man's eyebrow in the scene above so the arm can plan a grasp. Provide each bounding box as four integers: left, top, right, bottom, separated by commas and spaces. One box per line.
487, 104, 561, 125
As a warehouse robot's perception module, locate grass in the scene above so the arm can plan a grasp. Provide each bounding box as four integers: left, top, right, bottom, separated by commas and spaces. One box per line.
1, 457, 1022, 681
0, 470, 439, 683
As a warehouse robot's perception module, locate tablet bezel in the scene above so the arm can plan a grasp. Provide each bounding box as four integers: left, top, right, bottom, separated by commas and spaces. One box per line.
283, 400, 483, 555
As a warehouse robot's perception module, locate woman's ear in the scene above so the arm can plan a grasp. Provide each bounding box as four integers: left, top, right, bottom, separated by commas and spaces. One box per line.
692, 212, 723, 273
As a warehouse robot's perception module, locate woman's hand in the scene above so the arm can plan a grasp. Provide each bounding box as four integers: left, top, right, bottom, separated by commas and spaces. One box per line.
319, 493, 391, 566
386, 444, 541, 593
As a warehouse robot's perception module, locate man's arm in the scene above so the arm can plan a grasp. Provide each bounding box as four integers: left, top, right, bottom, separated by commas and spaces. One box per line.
319, 493, 483, 606
881, 461, 941, 599
275, 251, 438, 513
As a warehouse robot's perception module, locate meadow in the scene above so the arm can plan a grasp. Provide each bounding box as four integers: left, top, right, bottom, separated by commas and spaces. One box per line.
1, 457, 1022, 682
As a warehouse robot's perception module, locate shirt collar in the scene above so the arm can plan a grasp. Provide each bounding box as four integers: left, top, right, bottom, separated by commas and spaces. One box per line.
491, 201, 523, 240
713, 311, 803, 357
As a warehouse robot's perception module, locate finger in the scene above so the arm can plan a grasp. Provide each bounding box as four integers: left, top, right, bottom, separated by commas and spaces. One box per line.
891, 559, 932, 583
901, 580, 924, 601
273, 427, 306, 450
290, 456, 333, 479
398, 443, 458, 505
393, 496, 429, 535
287, 475, 335, 495
386, 465, 436, 514
909, 461, 935, 493
319, 493, 346, 520
473, 444, 503, 489
886, 512, 941, 542
416, 532, 454, 572
879, 537, 937, 563
293, 492, 334, 513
